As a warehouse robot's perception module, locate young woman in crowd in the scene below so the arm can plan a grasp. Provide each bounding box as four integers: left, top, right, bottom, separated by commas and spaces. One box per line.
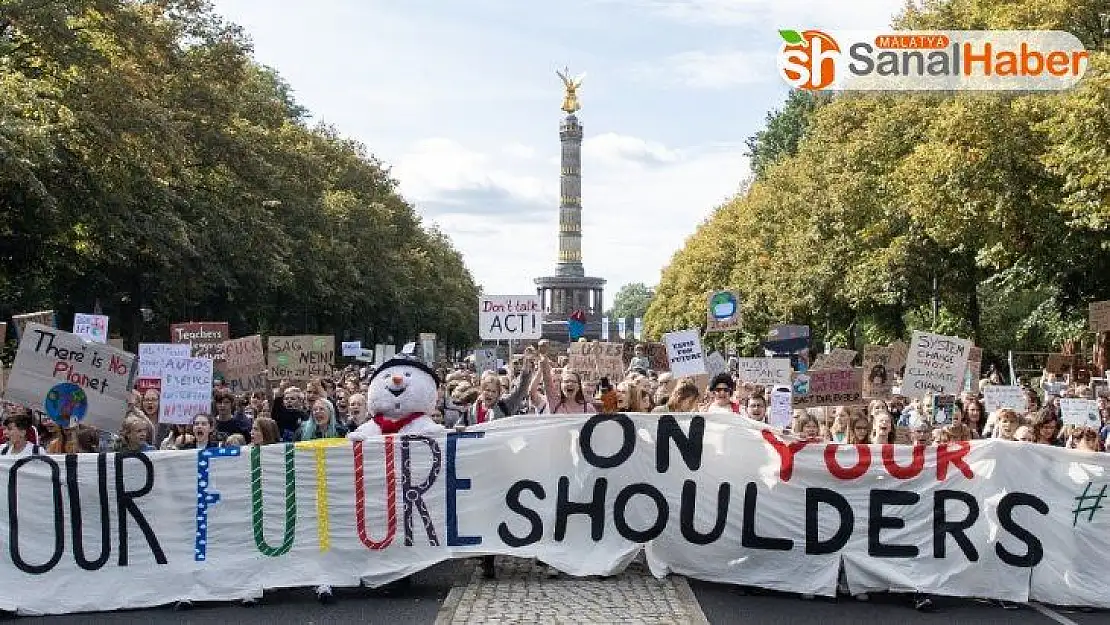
871, 411, 895, 444
250, 416, 281, 446
846, 415, 872, 444
464, 357, 536, 426
0, 414, 42, 457
296, 399, 346, 441
992, 409, 1020, 441
117, 416, 155, 453
704, 373, 738, 413
537, 359, 595, 414
1030, 410, 1061, 446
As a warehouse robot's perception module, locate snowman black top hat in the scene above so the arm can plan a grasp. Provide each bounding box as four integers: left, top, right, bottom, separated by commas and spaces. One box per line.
369, 356, 441, 387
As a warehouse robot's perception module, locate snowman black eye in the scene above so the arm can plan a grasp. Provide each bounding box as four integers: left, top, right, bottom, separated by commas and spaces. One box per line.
404, 372, 411, 377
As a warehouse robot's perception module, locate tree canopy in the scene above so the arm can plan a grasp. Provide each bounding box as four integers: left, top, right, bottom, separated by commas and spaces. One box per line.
647, 0, 1109, 368
0, 0, 480, 353
607, 282, 655, 320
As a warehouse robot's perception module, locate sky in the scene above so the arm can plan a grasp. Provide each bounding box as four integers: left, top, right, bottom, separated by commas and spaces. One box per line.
209, 0, 904, 310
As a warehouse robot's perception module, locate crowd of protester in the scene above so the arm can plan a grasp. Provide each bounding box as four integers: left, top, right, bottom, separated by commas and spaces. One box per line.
0, 338, 1107, 612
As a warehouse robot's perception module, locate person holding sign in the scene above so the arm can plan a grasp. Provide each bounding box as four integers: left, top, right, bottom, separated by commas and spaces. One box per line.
536, 341, 596, 414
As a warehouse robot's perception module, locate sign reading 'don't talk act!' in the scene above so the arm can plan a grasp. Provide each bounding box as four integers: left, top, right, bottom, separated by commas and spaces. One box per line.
479, 295, 542, 340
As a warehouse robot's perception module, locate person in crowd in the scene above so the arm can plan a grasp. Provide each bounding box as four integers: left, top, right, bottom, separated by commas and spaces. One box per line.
704, 373, 738, 413
537, 354, 595, 414
334, 388, 350, 424
653, 379, 701, 413
961, 396, 985, 438
463, 357, 536, 426
345, 393, 370, 431
1074, 426, 1102, 452
213, 388, 252, 441
161, 424, 190, 450
250, 416, 281, 446
141, 388, 161, 423
272, 382, 310, 441
178, 413, 221, 450
1, 414, 42, 457
846, 415, 872, 444
744, 388, 768, 423
796, 412, 822, 441
1013, 425, 1035, 442
627, 344, 651, 373
652, 372, 675, 408
117, 416, 155, 453
1030, 410, 1061, 446
223, 434, 246, 447
296, 398, 346, 442
828, 407, 851, 443
993, 409, 1020, 441
871, 411, 895, 444
614, 379, 651, 413
909, 422, 932, 446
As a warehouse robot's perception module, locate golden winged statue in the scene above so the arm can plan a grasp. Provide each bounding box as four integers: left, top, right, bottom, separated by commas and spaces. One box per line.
556, 67, 585, 114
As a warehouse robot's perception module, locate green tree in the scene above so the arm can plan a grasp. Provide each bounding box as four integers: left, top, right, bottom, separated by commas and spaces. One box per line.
607, 282, 655, 320
744, 90, 829, 178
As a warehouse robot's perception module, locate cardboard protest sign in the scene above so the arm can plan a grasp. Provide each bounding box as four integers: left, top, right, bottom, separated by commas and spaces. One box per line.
11, 310, 55, 340
567, 342, 625, 393
982, 386, 1027, 414
266, 335, 334, 380
170, 322, 230, 360
706, 290, 741, 333
663, 329, 706, 377
137, 343, 192, 394
861, 345, 894, 399
219, 335, 267, 394
901, 331, 972, 399
1090, 300, 1110, 333
734, 358, 792, 387
479, 295, 542, 340
4, 323, 135, 431
812, 348, 857, 371
1059, 398, 1099, 427
1044, 353, 1077, 375
73, 313, 109, 343
791, 367, 864, 408
158, 357, 213, 425
887, 340, 909, 373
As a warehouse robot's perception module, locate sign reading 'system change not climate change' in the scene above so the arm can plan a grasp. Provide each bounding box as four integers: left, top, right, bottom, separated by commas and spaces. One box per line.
479, 295, 542, 340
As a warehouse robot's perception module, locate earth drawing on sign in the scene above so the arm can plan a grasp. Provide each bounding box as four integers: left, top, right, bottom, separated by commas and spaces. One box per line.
43, 382, 89, 427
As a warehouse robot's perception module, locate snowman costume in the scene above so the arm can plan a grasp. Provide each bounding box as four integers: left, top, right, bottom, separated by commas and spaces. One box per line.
347, 357, 443, 440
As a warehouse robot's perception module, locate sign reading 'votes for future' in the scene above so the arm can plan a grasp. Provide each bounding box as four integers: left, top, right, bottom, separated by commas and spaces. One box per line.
479, 295, 542, 340
4, 323, 135, 432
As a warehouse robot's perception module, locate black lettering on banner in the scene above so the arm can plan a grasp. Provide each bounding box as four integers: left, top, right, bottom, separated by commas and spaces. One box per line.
680, 480, 729, 545
498, 480, 546, 547
401, 435, 442, 547
805, 487, 853, 555
995, 492, 1047, 567
933, 490, 979, 561
613, 483, 669, 543
656, 415, 704, 473
9, 456, 64, 574
555, 476, 607, 541
579, 414, 635, 469
741, 482, 793, 551
115, 452, 167, 565
868, 489, 920, 558
67, 453, 111, 570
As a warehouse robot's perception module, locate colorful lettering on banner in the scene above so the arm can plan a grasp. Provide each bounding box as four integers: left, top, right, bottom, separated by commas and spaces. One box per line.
4, 415, 1110, 614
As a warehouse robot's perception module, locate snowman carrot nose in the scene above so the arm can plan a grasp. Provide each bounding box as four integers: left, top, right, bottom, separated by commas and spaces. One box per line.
391, 374, 404, 386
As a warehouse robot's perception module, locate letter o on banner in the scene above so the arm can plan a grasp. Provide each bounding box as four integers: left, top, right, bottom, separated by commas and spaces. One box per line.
9, 456, 65, 575
579, 414, 636, 469
613, 483, 669, 542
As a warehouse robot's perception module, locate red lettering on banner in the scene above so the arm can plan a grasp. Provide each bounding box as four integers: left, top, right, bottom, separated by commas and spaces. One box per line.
936, 441, 974, 480
823, 444, 871, 480
760, 430, 810, 482
880, 444, 924, 479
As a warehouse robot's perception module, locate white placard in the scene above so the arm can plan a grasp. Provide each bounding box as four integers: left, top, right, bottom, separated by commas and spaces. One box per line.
982, 385, 1028, 414
769, 387, 793, 428
735, 358, 793, 387
704, 351, 728, 377
72, 313, 109, 344
4, 323, 135, 431
1059, 398, 1099, 427
158, 357, 213, 425
663, 329, 706, 376
342, 341, 362, 357
901, 330, 972, 398
479, 295, 542, 340
138, 343, 192, 379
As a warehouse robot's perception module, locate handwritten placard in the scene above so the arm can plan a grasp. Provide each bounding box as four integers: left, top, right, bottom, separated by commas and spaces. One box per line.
73, 313, 109, 344
1060, 398, 1099, 427
4, 324, 135, 431
861, 345, 894, 399
170, 322, 230, 360
267, 335, 334, 380
982, 385, 1027, 414
735, 358, 792, 387
159, 357, 213, 425
663, 329, 706, 377
791, 367, 864, 408
219, 335, 267, 394
901, 331, 971, 399
138, 343, 192, 385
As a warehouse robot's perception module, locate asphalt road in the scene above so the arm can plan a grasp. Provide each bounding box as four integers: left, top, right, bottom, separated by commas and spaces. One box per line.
13, 561, 1110, 625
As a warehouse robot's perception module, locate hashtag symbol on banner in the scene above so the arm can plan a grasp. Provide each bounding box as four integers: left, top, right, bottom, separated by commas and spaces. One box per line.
1072, 482, 1107, 527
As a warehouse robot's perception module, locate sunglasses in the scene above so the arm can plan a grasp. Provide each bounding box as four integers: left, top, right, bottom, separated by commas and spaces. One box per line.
713, 387, 732, 393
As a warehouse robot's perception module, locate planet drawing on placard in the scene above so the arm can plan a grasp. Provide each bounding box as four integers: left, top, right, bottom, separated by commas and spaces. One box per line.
43, 382, 89, 428
711, 291, 737, 320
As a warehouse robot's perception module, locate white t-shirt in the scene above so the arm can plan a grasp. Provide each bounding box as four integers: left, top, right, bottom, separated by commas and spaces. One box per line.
0, 442, 40, 458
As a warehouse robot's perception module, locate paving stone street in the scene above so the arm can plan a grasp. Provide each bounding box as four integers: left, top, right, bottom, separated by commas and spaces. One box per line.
436, 557, 709, 625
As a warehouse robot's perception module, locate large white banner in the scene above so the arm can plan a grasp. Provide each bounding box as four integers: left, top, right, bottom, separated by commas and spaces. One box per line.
478, 295, 542, 340
0, 414, 1107, 615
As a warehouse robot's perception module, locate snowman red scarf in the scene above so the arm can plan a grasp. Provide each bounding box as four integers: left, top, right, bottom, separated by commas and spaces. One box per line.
373, 413, 424, 435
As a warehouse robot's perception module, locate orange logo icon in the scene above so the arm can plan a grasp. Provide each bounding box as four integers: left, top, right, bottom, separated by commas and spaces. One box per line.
777, 29, 841, 90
